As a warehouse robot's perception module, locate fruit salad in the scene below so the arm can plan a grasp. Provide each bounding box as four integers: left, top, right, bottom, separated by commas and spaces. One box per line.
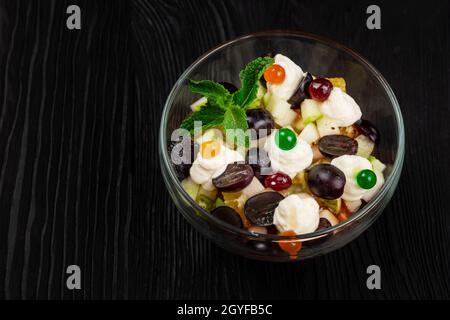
169, 53, 386, 253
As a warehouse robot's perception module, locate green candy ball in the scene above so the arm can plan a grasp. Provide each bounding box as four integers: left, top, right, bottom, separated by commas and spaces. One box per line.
356, 169, 377, 189
275, 128, 297, 151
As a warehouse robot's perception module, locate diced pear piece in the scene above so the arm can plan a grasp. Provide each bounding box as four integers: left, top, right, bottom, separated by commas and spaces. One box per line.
355, 135, 375, 158
319, 209, 339, 226
242, 177, 265, 199
300, 99, 323, 124
316, 117, 341, 137
181, 177, 200, 200
299, 123, 320, 144
266, 94, 297, 126
369, 156, 387, 173
344, 199, 362, 213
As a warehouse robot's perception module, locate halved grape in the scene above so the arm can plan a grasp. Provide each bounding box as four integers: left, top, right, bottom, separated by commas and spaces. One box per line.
355, 119, 380, 144
318, 135, 358, 158
288, 72, 313, 107
211, 206, 243, 228
212, 163, 254, 192
244, 192, 284, 226
307, 164, 346, 200
246, 108, 275, 139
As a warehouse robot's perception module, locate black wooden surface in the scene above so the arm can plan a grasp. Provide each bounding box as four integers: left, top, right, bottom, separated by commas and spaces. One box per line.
0, 0, 449, 300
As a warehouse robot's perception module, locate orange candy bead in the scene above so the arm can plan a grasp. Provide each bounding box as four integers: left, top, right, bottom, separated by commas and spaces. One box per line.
277, 230, 302, 254
264, 64, 286, 84
200, 140, 221, 159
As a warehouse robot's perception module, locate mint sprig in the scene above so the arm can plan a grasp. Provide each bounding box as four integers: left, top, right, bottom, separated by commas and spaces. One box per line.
181, 56, 274, 147
233, 57, 274, 109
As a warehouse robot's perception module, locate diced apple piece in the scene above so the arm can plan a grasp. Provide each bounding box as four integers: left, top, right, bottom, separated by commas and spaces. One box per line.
300, 99, 323, 124
355, 135, 375, 158
266, 94, 297, 126
369, 156, 386, 173
299, 123, 320, 144
190, 96, 207, 112
316, 117, 341, 137
181, 177, 200, 200
242, 177, 265, 198
344, 199, 362, 213
197, 185, 218, 201
293, 117, 307, 132
319, 209, 339, 226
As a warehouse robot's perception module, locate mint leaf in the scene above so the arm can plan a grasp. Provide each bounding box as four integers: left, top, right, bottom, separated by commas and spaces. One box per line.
180, 103, 225, 132
223, 105, 249, 147
233, 57, 274, 110
189, 80, 232, 110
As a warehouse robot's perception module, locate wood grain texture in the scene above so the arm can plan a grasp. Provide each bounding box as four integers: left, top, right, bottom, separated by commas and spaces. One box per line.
0, 0, 449, 299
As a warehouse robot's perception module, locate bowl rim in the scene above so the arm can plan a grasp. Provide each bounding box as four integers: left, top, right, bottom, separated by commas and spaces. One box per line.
159, 30, 405, 241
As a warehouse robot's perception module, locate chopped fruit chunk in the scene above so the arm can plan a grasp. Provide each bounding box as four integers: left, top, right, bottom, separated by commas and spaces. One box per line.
278, 230, 302, 254
355, 135, 375, 158
200, 140, 221, 159
275, 128, 297, 151
319, 209, 339, 226
196, 194, 215, 212
264, 172, 292, 191
327, 77, 346, 92
356, 169, 377, 189
308, 78, 333, 101
300, 99, 323, 124
223, 191, 250, 228
264, 64, 285, 84
316, 197, 342, 214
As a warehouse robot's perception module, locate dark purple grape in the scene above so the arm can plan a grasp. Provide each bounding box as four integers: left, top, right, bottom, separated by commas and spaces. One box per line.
219, 81, 238, 94
211, 206, 243, 228
168, 139, 199, 180
307, 164, 346, 200
212, 163, 254, 192
318, 135, 358, 158
244, 192, 284, 226
355, 119, 380, 144
246, 148, 272, 183
288, 72, 313, 108
317, 218, 332, 231
246, 108, 275, 139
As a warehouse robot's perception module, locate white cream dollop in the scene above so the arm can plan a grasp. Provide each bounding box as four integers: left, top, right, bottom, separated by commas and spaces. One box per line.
331, 155, 373, 201
264, 129, 313, 178
320, 88, 362, 127
267, 54, 305, 100
190, 143, 244, 191
273, 194, 320, 234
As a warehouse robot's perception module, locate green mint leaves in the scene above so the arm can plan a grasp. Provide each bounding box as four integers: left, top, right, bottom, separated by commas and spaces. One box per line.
188, 80, 232, 110
180, 56, 274, 147
233, 57, 274, 109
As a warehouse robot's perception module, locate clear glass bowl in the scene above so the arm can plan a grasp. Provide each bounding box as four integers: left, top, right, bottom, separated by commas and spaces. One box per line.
159, 31, 404, 261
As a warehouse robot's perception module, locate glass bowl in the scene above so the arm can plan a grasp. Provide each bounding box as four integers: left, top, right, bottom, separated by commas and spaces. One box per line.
159, 31, 404, 261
